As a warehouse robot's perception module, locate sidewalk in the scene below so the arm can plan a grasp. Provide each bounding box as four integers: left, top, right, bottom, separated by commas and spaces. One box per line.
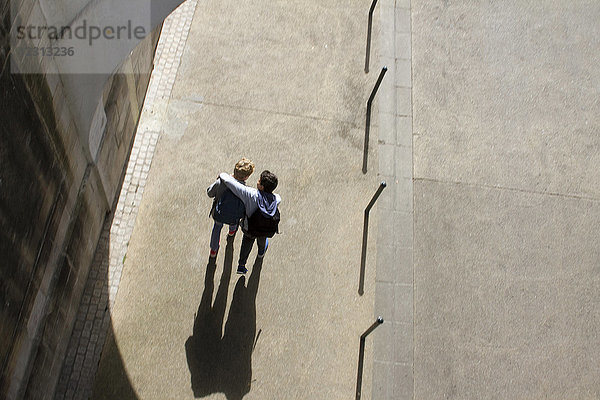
91, 0, 392, 399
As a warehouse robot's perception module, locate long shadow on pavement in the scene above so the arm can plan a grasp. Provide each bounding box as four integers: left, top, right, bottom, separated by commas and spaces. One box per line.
185, 235, 263, 400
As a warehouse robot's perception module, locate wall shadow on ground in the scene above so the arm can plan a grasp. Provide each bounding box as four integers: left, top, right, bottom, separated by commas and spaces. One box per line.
185, 235, 263, 400
89, 324, 139, 400
55, 210, 140, 400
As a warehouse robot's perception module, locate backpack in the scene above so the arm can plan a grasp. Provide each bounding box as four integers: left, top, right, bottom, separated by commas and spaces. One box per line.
246, 207, 280, 238
212, 188, 245, 225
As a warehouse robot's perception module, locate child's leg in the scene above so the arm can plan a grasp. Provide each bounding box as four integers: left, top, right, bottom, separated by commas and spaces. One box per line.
210, 221, 224, 251
238, 234, 255, 267
256, 237, 268, 257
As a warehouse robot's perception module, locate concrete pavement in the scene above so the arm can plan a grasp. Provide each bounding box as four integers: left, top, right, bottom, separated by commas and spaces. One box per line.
92, 0, 388, 399
372, 0, 415, 398
412, 1, 600, 398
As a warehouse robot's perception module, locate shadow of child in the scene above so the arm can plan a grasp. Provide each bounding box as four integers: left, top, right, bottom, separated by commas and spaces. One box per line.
185, 236, 264, 399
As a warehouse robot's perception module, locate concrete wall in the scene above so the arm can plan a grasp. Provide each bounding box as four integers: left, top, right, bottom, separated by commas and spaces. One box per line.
0, 0, 160, 397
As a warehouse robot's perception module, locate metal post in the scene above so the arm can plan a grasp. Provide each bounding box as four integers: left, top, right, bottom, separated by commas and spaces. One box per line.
356, 317, 384, 400
359, 181, 386, 296
364, 0, 379, 73
363, 66, 387, 174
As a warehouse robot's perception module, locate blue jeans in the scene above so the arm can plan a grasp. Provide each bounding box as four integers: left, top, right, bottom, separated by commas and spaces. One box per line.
210, 221, 238, 251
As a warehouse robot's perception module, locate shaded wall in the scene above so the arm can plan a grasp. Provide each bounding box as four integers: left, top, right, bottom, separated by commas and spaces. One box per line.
0, 0, 160, 397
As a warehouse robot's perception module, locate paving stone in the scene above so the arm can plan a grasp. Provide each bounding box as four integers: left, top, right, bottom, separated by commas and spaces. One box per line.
373, 1, 414, 399
396, 87, 412, 116
397, 0, 411, 8
373, 321, 395, 363
378, 111, 396, 145
372, 360, 393, 399
395, 246, 413, 284
395, 32, 411, 60
396, 7, 411, 33
378, 143, 396, 176
395, 58, 412, 88
396, 115, 412, 147
393, 363, 414, 399
394, 177, 413, 212
394, 284, 413, 324
375, 244, 396, 282
395, 144, 412, 179
394, 323, 413, 364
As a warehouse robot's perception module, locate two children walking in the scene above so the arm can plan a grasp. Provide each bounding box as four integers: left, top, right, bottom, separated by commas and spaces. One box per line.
207, 158, 281, 274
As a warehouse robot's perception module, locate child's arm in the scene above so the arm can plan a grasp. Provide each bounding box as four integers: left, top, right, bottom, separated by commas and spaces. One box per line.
219, 172, 256, 209
207, 178, 223, 198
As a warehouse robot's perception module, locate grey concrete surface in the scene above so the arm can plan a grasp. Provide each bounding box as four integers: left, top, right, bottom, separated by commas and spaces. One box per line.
413, 1, 600, 198
92, 0, 385, 398
414, 181, 600, 399
413, 0, 600, 398
173, 1, 373, 127
372, 1, 415, 399
95, 107, 378, 400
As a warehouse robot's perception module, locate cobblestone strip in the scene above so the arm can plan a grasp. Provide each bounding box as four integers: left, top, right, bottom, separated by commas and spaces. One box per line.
53, 1, 198, 399
372, 0, 414, 399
